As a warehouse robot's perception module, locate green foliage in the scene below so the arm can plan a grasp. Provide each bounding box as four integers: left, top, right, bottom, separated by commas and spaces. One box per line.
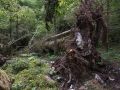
0, 9, 9, 29
0, 0, 119, 47
19, 0, 37, 8
35, 21, 47, 37
98, 46, 120, 61
57, 0, 80, 17
13, 72, 56, 90
0, 0, 18, 12
17, 6, 37, 32
56, 18, 73, 33
0, 0, 38, 50
2, 55, 57, 90
11, 59, 29, 74
109, 0, 120, 43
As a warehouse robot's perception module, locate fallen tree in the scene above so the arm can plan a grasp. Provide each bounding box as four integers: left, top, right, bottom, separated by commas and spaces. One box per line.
50, 0, 120, 90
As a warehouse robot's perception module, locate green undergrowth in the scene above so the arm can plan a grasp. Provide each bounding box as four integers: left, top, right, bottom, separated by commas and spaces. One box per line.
2, 54, 57, 90
1, 46, 120, 90
98, 45, 120, 61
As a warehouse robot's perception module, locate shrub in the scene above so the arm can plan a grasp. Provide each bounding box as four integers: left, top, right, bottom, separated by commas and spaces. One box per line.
11, 60, 29, 74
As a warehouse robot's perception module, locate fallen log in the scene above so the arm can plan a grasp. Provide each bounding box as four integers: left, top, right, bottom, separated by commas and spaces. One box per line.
30, 30, 74, 54
31, 35, 71, 54
45, 29, 72, 41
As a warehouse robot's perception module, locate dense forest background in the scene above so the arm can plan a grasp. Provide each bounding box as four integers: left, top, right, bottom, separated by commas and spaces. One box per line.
0, 0, 120, 53
0, 0, 120, 90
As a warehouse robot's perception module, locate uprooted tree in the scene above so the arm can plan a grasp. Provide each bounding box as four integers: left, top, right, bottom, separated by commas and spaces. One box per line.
50, 0, 120, 90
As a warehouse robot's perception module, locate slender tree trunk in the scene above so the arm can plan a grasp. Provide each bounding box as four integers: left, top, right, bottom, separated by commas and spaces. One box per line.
9, 14, 12, 39
106, 0, 110, 51
16, 14, 19, 39
53, 14, 58, 54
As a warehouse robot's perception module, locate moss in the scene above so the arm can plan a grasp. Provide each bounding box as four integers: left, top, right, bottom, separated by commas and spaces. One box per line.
12, 69, 57, 90
2, 55, 57, 90
11, 60, 29, 74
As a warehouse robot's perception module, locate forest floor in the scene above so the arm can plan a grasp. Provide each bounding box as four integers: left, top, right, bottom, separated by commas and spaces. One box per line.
1, 45, 120, 90
2, 54, 58, 90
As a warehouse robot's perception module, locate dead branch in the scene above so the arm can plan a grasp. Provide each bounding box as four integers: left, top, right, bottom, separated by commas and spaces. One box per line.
45, 29, 72, 41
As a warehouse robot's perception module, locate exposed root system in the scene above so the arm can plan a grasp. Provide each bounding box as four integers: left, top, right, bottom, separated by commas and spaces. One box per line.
52, 0, 120, 90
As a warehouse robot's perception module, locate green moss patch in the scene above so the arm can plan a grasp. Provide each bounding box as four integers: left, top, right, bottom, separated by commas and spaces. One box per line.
2, 55, 57, 90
